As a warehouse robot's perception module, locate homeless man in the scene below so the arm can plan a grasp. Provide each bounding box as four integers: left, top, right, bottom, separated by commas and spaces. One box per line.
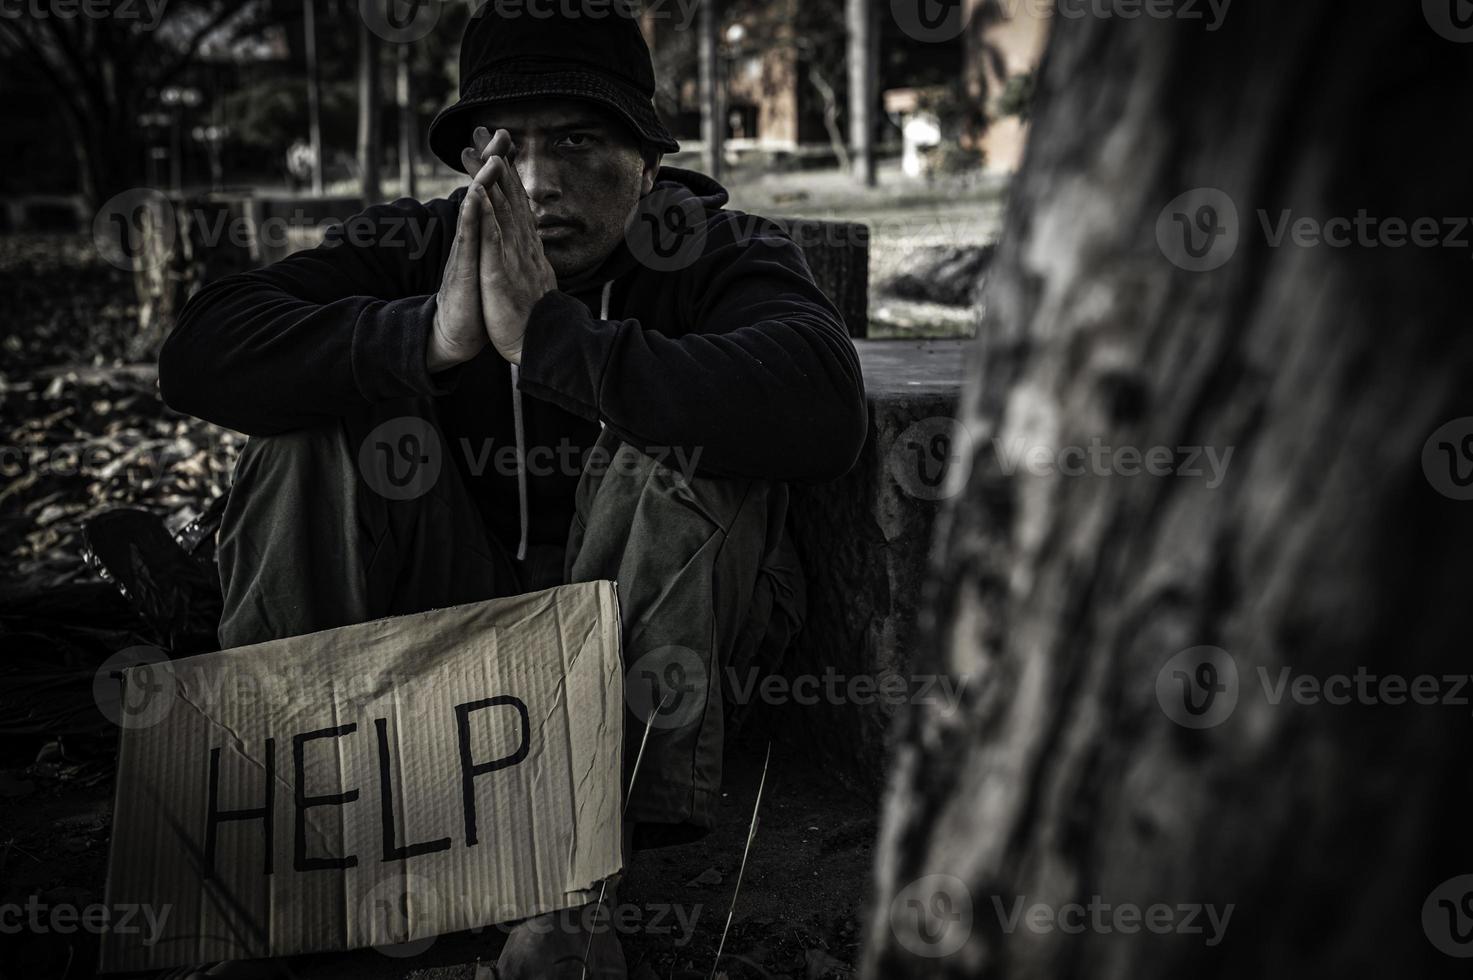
158, 5, 865, 977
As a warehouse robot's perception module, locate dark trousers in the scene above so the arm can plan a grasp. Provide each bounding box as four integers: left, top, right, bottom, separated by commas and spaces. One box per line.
215, 397, 804, 844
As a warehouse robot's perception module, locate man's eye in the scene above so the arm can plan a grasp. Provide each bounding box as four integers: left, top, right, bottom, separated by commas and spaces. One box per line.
558, 133, 595, 149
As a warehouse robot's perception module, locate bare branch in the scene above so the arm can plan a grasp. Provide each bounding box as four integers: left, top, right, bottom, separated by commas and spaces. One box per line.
148, 1, 267, 90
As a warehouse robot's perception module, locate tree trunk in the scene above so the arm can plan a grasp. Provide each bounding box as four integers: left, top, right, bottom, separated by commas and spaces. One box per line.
305, 0, 325, 196
845, 0, 875, 186
698, 0, 724, 183
865, 5, 1473, 979
357, 18, 382, 203
397, 41, 417, 200
69, 94, 145, 212
808, 64, 851, 172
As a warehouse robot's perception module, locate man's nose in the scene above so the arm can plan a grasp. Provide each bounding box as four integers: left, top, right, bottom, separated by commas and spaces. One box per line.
516, 148, 561, 205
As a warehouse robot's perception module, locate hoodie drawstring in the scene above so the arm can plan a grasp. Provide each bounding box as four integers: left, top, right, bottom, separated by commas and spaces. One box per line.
509, 362, 529, 561
508, 280, 615, 563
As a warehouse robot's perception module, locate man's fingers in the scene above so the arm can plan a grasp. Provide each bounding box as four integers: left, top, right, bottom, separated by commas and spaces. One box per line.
453, 184, 482, 276
476, 127, 510, 164
464, 128, 537, 258
490, 148, 524, 216
480, 153, 515, 194
479, 184, 505, 261
495, 150, 541, 252
486, 182, 516, 234
460, 145, 482, 176
471, 129, 514, 189
469, 133, 524, 228
467, 127, 505, 177
488, 182, 538, 263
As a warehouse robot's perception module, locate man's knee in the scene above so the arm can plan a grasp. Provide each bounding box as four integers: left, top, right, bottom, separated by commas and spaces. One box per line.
575, 437, 753, 535
236, 421, 346, 472
230, 420, 355, 500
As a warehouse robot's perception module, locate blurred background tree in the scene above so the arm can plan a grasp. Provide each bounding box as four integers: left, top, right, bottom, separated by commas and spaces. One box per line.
0, 1, 282, 207
0, 0, 469, 206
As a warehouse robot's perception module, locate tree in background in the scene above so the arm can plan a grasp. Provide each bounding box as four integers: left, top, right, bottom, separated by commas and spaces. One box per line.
865, 3, 1473, 978
217, 0, 467, 193
0, 0, 279, 208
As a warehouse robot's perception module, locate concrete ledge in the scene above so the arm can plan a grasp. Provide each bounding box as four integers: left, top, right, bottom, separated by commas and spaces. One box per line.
774, 339, 968, 796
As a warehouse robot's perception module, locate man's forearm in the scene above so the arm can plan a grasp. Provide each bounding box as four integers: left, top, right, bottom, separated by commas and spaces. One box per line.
161, 271, 448, 436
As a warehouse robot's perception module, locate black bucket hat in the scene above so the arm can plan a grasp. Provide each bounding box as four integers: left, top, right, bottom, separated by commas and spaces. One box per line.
428, 1, 681, 173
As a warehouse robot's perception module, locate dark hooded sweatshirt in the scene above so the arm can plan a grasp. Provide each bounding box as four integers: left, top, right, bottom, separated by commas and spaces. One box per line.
159, 167, 867, 553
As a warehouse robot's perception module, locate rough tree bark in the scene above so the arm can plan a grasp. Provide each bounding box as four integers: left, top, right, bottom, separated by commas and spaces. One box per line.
865, 4, 1473, 979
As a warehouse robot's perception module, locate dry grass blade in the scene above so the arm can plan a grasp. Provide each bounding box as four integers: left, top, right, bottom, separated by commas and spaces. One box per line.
709, 742, 772, 980
579, 687, 673, 980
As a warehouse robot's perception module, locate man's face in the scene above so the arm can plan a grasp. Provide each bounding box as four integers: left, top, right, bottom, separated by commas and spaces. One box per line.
467, 98, 659, 280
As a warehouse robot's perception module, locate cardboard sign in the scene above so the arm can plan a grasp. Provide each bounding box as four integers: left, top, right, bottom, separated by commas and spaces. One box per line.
99, 581, 624, 972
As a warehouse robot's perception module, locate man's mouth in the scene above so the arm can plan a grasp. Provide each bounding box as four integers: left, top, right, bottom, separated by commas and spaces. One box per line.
535, 217, 580, 240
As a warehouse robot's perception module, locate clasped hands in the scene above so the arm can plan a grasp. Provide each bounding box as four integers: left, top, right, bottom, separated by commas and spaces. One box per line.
427, 127, 557, 373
